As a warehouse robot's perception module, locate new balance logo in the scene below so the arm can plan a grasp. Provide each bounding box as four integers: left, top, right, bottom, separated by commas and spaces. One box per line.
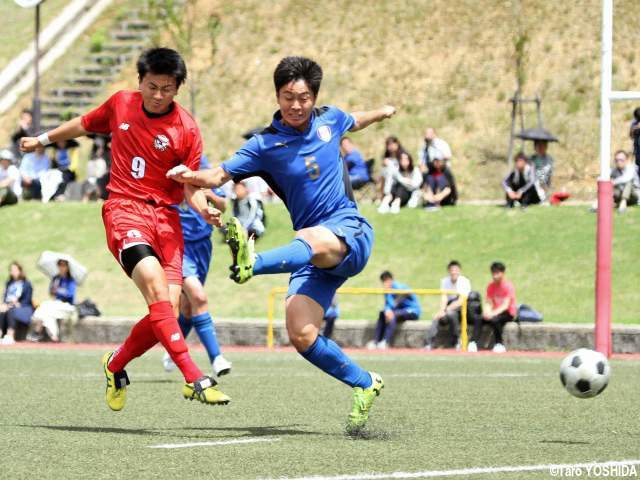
170, 333, 181, 342
119, 123, 130, 131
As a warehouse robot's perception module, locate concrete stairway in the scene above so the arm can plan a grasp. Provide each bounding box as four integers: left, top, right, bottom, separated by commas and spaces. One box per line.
39, 11, 151, 131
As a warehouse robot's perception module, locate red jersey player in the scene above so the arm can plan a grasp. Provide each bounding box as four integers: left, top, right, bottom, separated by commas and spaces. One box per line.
20, 48, 230, 410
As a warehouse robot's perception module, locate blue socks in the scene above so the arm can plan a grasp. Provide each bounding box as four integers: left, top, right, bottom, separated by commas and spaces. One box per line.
178, 312, 221, 363
301, 335, 372, 389
253, 238, 313, 275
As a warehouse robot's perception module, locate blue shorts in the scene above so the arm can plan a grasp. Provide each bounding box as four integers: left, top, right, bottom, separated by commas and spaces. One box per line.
288, 211, 374, 312
182, 237, 212, 284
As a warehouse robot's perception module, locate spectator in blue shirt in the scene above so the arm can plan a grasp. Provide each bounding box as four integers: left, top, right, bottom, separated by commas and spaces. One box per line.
0, 262, 34, 344
369, 271, 421, 349
50, 260, 76, 304
340, 137, 370, 189
20, 144, 50, 200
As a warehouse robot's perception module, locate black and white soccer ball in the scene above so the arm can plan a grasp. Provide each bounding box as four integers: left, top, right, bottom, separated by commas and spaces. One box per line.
559, 348, 610, 399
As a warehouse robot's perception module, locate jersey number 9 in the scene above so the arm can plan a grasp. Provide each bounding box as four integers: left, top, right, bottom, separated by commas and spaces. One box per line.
131, 156, 146, 179
305, 156, 320, 180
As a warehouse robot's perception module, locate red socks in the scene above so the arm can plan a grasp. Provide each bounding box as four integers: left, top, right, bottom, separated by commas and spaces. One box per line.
108, 301, 203, 383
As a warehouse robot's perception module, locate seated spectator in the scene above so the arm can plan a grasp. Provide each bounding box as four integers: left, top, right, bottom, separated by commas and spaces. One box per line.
377, 136, 406, 201
529, 140, 554, 195
0, 149, 21, 207
81, 147, 108, 202
368, 271, 421, 349
321, 295, 339, 339
418, 127, 452, 172
502, 152, 543, 208
611, 150, 639, 213
10, 109, 33, 159
233, 181, 266, 239
422, 157, 458, 209
378, 151, 422, 214
468, 262, 516, 353
424, 260, 471, 350
51, 140, 79, 201
629, 107, 640, 171
340, 137, 370, 189
0, 262, 34, 344
19, 144, 50, 200
30, 259, 77, 342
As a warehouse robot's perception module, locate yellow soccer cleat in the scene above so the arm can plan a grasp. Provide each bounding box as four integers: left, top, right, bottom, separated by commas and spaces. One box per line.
101, 351, 129, 412
346, 371, 384, 434
183, 376, 231, 405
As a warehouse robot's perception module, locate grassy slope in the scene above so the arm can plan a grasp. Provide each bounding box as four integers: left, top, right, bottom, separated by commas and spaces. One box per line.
0, 202, 638, 324
1, 347, 639, 479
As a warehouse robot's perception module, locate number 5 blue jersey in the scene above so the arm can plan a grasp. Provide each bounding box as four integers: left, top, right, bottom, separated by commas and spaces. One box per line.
222, 106, 358, 230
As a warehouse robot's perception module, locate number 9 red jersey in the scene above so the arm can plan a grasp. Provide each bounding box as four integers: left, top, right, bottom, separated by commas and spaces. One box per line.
81, 90, 202, 206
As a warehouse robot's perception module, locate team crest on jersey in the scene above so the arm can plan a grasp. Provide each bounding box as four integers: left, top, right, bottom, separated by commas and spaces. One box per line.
126, 229, 142, 239
317, 125, 332, 142
153, 134, 170, 151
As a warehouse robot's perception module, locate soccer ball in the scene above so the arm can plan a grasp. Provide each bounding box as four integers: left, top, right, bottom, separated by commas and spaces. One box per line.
559, 348, 611, 399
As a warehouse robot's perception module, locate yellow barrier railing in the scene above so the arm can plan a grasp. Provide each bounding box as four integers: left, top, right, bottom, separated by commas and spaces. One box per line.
266, 287, 468, 351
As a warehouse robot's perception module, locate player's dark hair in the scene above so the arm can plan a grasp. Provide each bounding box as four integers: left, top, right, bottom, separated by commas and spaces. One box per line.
448, 260, 461, 269
8, 261, 25, 281
273, 56, 323, 97
490, 262, 506, 273
634, 107, 640, 121
137, 47, 187, 87
380, 270, 393, 281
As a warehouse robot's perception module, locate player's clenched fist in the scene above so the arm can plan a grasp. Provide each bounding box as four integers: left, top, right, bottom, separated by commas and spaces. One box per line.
20, 137, 40, 153
381, 105, 396, 119
166, 164, 195, 183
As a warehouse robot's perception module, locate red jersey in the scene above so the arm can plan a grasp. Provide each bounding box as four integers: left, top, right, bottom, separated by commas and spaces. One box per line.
486, 279, 517, 317
81, 90, 202, 205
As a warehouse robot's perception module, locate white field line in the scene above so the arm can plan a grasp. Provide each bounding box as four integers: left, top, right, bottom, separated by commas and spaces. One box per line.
148, 437, 280, 449
267, 459, 640, 480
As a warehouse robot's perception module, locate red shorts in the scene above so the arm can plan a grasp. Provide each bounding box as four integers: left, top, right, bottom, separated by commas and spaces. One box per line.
102, 197, 184, 285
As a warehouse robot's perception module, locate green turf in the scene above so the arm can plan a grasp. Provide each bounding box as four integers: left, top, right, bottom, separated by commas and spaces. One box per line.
0, 202, 638, 323
0, 347, 638, 479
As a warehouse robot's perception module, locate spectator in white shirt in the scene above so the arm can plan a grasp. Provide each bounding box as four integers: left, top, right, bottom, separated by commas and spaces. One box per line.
611, 150, 640, 213
0, 149, 21, 206
378, 151, 423, 214
19, 144, 50, 200
424, 260, 471, 350
418, 127, 452, 172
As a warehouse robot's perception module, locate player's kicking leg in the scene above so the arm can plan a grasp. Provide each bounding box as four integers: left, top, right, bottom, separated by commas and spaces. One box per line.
104, 253, 230, 410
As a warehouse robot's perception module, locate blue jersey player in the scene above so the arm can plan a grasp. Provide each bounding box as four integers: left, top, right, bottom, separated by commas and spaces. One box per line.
164, 155, 232, 377
167, 56, 396, 433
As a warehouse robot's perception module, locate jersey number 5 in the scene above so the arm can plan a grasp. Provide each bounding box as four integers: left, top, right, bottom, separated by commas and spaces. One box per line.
131, 156, 146, 179
305, 156, 320, 180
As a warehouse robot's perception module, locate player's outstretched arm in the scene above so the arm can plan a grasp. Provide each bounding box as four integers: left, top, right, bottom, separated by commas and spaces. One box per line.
20, 117, 88, 153
349, 105, 396, 132
167, 165, 231, 188
184, 184, 223, 227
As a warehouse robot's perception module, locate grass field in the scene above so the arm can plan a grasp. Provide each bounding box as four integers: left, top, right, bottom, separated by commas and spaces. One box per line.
1, 346, 639, 479
0, 202, 638, 324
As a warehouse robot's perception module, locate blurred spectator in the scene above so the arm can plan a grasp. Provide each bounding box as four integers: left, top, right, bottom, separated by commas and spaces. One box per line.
424, 260, 471, 350
340, 137, 370, 189
418, 127, 452, 171
422, 157, 458, 210
10, 109, 33, 158
0, 262, 34, 345
19, 144, 50, 200
629, 107, 640, 171
502, 152, 543, 208
50, 140, 79, 201
81, 146, 108, 202
611, 150, 640, 213
529, 139, 554, 194
0, 149, 21, 207
378, 151, 422, 214
321, 295, 339, 339
233, 181, 266, 239
377, 136, 406, 200
468, 261, 516, 353
30, 259, 77, 342
368, 271, 421, 349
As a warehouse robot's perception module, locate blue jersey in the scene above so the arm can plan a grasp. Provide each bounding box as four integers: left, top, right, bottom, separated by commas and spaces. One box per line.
345, 149, 370, 181
384, 281, 421, 315
222, 106, 358, 230
176, 187, 226, 243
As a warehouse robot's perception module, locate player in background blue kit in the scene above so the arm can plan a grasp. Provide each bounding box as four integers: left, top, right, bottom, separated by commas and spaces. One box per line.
168, 56, 396, 433
164, 155, 232, 377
